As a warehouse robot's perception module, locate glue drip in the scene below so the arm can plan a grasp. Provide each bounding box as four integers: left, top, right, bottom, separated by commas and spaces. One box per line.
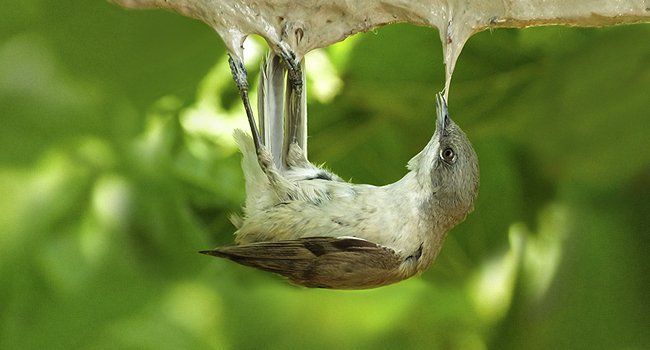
438, 14, 475, 102
112, 0, 649, 102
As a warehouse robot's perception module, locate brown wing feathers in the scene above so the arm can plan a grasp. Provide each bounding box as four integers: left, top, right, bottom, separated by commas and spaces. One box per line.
200, 237, 403, 289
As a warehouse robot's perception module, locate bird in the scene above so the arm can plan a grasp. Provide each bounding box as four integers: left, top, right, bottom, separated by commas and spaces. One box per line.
201, 51, 479, 289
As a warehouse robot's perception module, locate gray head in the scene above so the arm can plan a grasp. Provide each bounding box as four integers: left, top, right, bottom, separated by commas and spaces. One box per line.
408, 93, 479, 228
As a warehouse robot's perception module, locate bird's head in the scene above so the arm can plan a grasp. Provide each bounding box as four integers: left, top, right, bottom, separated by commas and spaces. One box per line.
408, 93, 480, 228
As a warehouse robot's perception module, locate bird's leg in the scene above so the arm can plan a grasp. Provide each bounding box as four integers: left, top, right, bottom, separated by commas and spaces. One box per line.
278, 46, 308, 166
230, 53, 295, 198
228, 54, 262, 154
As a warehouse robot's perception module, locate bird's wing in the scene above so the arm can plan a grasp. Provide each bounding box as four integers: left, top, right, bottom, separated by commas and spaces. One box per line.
200, 237, 405, 289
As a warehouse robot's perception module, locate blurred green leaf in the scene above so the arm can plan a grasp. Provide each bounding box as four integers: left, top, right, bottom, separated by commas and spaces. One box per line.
1, 2, 648, 349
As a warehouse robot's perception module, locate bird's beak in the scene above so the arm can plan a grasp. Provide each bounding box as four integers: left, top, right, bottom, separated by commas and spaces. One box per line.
435, 92, 449, 133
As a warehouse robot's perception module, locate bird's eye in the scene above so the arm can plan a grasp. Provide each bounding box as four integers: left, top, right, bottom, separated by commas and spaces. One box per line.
440, 147, 456, 163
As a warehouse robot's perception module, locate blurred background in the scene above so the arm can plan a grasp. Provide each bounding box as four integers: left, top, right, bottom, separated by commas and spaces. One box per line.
1, 2, 649, 349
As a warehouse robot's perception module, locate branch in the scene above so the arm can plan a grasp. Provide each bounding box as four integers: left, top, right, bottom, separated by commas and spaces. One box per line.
110, 0, 649, 94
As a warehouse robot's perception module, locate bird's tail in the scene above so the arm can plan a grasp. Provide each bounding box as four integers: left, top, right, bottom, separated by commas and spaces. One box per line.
258, 53, 286, 170
257, 52, 308, 170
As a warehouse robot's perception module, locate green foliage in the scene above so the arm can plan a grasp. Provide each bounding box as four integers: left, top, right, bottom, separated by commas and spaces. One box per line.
1, 2, 649, 349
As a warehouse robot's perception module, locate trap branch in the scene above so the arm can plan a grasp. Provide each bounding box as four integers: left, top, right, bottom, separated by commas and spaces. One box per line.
111, 0, 649, 98
110, 0, 649, 58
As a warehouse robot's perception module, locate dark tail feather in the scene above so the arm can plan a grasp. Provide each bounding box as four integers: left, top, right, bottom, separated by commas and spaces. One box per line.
199, 237, 404, 289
